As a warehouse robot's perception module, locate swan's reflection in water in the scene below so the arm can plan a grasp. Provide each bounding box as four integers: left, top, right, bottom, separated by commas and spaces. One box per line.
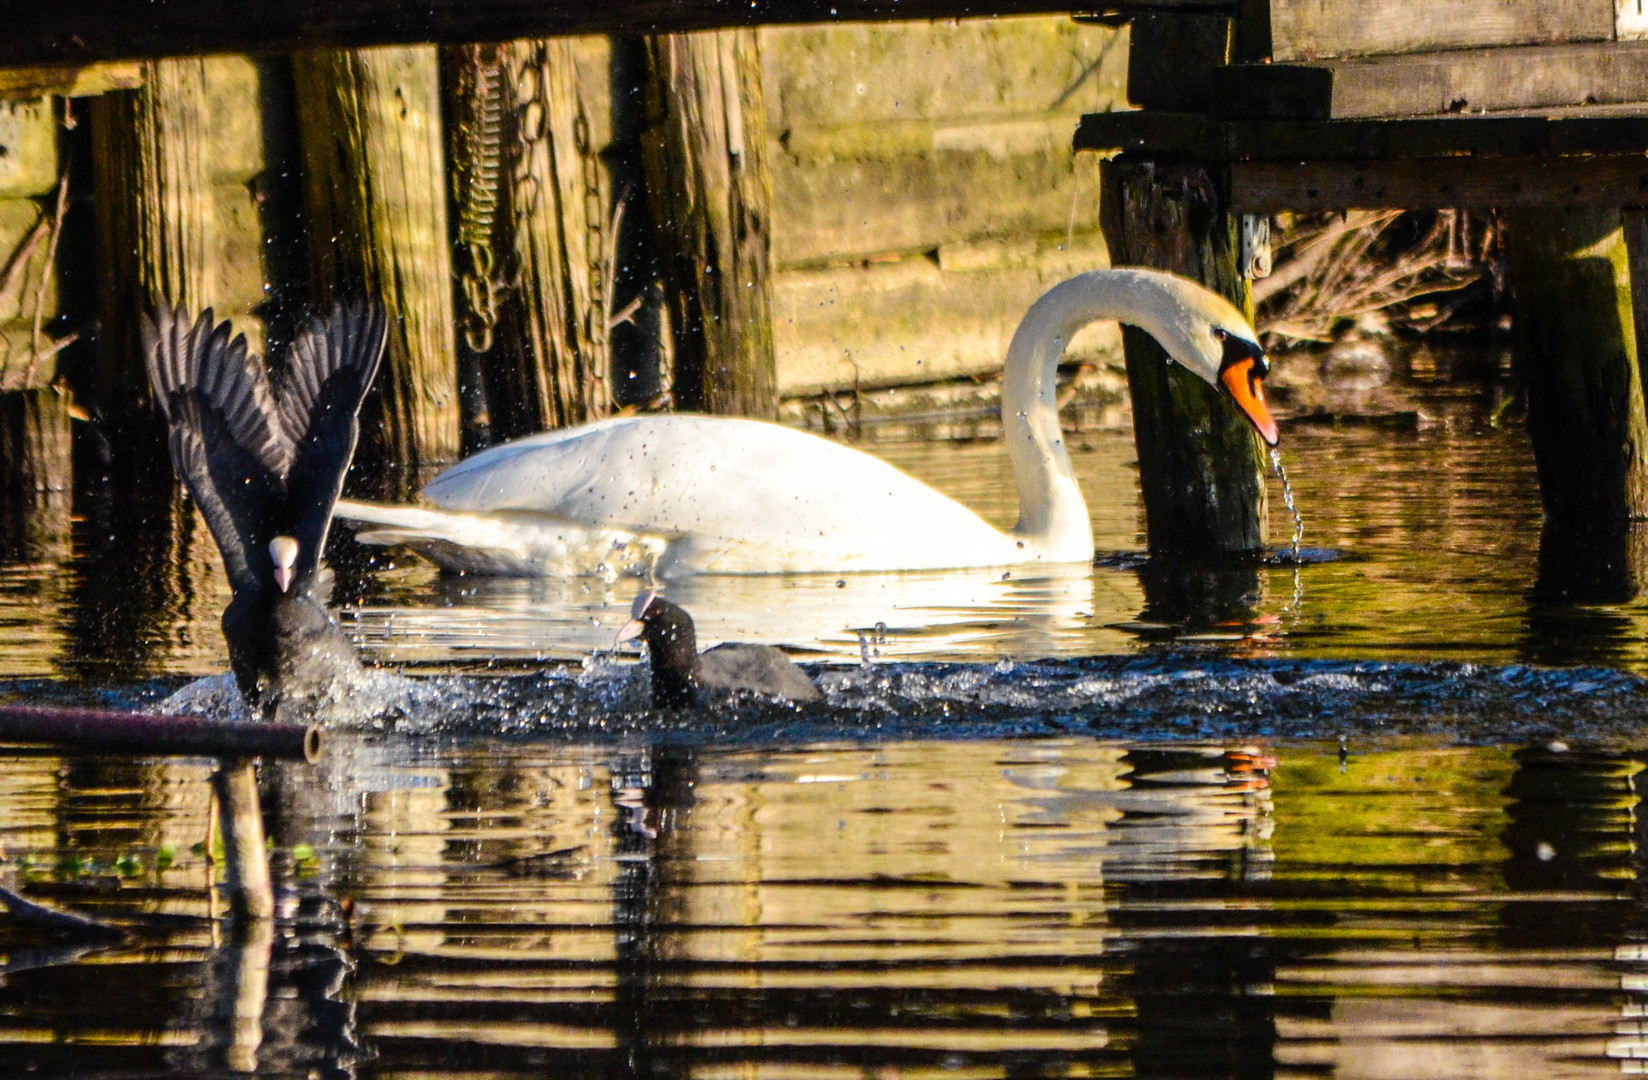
344, 560, 1123, 665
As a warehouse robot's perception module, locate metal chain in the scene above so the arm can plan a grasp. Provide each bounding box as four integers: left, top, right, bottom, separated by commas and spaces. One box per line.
574, 107, 610, 418
453, 44, 504, 355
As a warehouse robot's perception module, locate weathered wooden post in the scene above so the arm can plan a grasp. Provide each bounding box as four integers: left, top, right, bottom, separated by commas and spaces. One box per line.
1507, 208, 1648, 602
640, 29, 777, 418
0, 98, 70, 563
1099, 157, 1269, 555
292, 46, 459, 475
443, 39, 612, 442
90, 59, 269, 438
1507, 209, 1648, 526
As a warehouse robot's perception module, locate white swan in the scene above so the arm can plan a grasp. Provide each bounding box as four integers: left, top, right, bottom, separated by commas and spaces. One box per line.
336, 268, 1277, 578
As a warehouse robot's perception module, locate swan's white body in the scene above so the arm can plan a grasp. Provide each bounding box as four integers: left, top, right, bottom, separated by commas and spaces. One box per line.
337, 269, 1275, 578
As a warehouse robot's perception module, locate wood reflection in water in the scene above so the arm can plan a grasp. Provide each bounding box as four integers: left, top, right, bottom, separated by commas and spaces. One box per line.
2, 737, 1648, 1076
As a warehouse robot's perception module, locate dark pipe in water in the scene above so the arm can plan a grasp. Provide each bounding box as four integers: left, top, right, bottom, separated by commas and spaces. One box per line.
0, 705, 321, 762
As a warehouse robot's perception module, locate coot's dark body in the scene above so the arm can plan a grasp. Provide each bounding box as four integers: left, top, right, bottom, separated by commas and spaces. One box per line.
617, 593, 823, 709
144, 301, 387, 721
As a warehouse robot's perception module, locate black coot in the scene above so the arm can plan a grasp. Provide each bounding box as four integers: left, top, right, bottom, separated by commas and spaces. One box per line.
144, 301, 387, 722
615, 591, 823, 709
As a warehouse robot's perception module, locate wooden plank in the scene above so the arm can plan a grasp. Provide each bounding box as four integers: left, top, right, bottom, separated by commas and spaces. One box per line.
0, 62, 141, 100
1268, 0, 1614, 61
1228, 156, 1648, 211
1075, 110, 1648, 161
1, 0, 1194, 68
1214, 42, 1648, 121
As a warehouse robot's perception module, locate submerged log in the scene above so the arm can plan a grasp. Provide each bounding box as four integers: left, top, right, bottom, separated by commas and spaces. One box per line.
1506, 208, 1648, 528
1099, 157, 1268, 555
293, 46, 460, 471
641, 29, 777, 418
0, 883, 123, 940
0, 704, 321, 761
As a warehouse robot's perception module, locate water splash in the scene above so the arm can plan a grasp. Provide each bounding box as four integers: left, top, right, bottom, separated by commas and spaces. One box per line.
1269, 445, 1304, 563
856, 622, 889, 666
1269, 445, 1306, 618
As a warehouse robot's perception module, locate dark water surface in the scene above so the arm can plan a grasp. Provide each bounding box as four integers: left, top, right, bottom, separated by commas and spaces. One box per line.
4, 737, 1648, 1078
8, 406, 1648, 1076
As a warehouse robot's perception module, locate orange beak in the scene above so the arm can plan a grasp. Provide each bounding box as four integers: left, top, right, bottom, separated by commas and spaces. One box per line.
1219, 357, 1279, 446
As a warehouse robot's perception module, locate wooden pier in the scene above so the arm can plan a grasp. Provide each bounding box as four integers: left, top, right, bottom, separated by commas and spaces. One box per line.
1078, 0, 1648, 571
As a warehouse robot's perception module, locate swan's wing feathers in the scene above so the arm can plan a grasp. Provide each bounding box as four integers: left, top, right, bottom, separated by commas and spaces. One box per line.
278, 299, 388, 580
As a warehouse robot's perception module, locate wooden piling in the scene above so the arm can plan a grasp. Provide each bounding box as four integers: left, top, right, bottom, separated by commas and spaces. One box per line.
0, 98, 72, 561
443, 40, 613, 441
0, 386, 69, 561
292, 46, 460, 471
1505, 207, 1648, 529
1099, 157, 1268, 556
641, 29, 777, 418
89, 59, 268, 444
210, 761, 274, 921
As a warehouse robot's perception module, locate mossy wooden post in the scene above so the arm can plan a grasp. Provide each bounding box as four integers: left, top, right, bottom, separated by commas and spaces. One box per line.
0, 98, 70, 561
641, 29, 776, 418
1508, 207, 1648, 601
1507, 208, 1648, 524
1099, 158, 1268, 555
90, 60, 214, 455
443, 40, 610, 441
293, 47, 459, 475
0, 390, 71, 561
210, 761, 274, 921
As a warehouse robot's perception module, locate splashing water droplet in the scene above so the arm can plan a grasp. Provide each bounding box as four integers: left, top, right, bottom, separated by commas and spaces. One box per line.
1269, 445, 1303, 563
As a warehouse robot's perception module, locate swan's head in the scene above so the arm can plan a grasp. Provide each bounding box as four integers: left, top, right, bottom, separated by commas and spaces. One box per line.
1136, 273, 1280, 446
269, 535, 299, 594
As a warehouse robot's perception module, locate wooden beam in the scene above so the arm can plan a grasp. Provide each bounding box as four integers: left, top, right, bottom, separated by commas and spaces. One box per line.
1213, 42, 1648, 121
1268, 0, 1613, 62
0, 62, 141, 100
1228, 155, 1648, 211
1076, 110, 1648, 161
4, 1, 1169, 68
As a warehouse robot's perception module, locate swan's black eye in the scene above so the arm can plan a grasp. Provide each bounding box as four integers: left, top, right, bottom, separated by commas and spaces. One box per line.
1212, 327, 1229, 341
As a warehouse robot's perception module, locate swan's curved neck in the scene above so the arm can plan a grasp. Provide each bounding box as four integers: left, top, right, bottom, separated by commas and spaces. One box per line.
1004, 271, 1166, 560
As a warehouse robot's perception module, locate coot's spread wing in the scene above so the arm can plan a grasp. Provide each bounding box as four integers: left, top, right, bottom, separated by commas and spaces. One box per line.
143, 307, 291, 595
276, 299, 387, 584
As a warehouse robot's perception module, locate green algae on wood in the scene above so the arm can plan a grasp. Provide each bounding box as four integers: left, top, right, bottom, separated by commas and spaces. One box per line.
1099, 157, 1269, 556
